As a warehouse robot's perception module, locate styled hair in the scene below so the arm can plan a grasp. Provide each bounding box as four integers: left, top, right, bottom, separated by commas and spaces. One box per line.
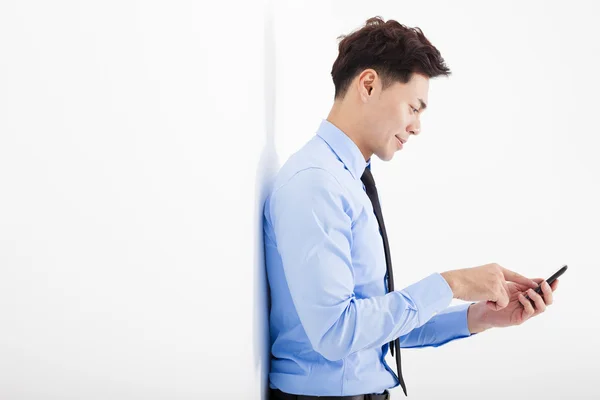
331, 16, 451, 99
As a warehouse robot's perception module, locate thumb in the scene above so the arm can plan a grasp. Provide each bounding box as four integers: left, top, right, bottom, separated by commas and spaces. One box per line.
493, 282, 510, 309
486, 300, 503, 311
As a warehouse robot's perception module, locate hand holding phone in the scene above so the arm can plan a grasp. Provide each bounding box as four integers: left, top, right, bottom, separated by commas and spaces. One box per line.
524, 264, 567, 301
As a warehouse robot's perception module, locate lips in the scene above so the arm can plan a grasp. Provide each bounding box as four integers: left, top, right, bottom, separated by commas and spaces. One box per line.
395, 135, 403, 148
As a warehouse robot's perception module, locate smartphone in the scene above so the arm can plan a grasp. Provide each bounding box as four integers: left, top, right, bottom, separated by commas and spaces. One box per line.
525, 264, 567, 301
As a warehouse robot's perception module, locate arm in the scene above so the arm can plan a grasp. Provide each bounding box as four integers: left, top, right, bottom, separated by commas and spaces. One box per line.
268, 168, 453, 361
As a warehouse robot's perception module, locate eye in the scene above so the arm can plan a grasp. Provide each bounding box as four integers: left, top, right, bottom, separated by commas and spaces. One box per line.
411, 106, 419, 114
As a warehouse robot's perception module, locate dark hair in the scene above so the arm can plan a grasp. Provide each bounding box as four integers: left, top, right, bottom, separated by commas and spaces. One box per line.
331, 16, 451, 99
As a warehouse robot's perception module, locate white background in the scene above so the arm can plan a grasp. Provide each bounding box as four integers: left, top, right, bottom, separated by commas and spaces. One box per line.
0, 1, 598, 399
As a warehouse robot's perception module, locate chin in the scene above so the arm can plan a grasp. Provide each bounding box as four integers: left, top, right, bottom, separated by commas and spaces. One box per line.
376, 150, 395, 162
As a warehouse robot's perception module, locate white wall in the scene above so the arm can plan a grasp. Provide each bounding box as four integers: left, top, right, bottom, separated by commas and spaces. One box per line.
1, 1, 598, 399
0, 1, 273, 399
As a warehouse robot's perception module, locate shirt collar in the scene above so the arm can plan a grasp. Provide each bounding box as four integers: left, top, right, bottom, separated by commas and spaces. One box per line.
316, 119, 368, 180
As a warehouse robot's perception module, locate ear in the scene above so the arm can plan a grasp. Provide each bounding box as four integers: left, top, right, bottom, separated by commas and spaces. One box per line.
357, 69, 378, 101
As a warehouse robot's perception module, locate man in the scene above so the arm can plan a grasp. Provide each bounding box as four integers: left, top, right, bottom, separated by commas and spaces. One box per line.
263, 16, 558, 399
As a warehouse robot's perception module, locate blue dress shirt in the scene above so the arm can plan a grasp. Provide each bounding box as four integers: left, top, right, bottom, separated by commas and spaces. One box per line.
263, 119, 473, 396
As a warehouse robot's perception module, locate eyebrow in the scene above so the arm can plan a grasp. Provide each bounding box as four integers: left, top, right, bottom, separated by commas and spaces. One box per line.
418, 98, 428, 112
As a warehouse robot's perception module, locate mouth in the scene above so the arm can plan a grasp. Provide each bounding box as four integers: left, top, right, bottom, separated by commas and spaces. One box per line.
395, 135, 405, 148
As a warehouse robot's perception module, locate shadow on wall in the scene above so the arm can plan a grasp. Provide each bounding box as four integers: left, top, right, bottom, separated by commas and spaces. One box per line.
254, 2, 278, 400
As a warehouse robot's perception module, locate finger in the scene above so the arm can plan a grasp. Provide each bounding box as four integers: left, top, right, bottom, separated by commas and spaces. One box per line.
501, 267, 538, 288
529, 279, 559, 296
513, 279, 542, 292
518, 293, 535, 318
527, 288, 547, 313
540, 281, 553, 305
519, 292, 535, 317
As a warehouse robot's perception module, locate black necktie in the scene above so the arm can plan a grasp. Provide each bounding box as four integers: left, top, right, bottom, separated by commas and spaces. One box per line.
361, 166, 408, 397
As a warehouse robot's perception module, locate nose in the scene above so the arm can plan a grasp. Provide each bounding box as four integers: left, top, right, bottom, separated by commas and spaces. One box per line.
409, 126, 420, 136
408, 119, 421, 136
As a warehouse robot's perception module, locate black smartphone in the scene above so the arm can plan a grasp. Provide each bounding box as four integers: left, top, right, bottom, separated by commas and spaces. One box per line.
525, 264, 567, 301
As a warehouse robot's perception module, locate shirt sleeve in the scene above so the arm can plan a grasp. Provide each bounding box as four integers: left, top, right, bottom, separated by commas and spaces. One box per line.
268, 167, 454, 362
399, 302, 474, 348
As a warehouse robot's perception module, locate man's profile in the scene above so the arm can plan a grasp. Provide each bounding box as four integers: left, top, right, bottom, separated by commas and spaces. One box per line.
263, 16, 558, 399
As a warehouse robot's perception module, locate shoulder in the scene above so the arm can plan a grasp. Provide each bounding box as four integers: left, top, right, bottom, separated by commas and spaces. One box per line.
273, 167, 346, 203
264, 136, 355, 221
265, 166, 354, 223
271, 138, 348, 196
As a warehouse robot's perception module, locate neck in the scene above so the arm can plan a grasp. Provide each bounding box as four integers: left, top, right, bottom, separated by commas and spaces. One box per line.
326, 102, 372, 162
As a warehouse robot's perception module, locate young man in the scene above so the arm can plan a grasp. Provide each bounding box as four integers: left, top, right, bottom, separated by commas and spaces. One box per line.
263, 17, 558, 399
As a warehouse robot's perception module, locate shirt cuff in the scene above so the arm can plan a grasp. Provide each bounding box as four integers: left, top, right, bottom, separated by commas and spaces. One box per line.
401, 272, 454, 327
432, 302, 474, 344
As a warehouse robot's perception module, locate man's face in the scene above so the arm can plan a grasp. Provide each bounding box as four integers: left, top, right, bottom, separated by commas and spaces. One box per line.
362, 72, 429, 161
